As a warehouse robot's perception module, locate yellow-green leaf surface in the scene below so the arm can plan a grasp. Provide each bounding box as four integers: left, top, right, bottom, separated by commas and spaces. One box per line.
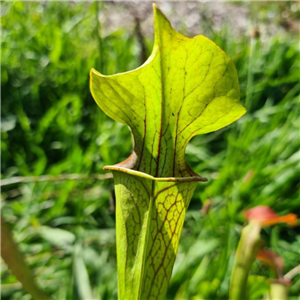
90, 5, 245, 178
90, 4, 245, 300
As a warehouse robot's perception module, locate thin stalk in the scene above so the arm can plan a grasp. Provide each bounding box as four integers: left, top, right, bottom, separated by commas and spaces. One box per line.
284, 264, 300, 280
229, 221, 263, 300
95, 1, 104, 73
134, 16, 147, 64
1, 173, 112, 186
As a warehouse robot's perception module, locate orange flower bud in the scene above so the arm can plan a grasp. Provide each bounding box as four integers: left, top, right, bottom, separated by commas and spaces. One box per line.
244, 206, 297, 227
256, 249, 284, 278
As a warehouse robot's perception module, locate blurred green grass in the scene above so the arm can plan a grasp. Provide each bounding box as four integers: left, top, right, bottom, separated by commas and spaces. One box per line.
1, 2, 299, 300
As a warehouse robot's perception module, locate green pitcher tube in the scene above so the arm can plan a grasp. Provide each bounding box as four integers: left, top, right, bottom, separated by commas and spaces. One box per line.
112, 169, 200, 300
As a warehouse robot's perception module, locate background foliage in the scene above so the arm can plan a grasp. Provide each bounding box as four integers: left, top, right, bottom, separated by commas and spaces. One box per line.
1, 1, 299, 300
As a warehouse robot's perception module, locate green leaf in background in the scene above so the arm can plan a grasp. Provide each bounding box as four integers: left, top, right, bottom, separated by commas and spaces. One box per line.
39, 226, 75, 252
247, 275, 270, 300
90, 4, 245, 300
73, 242, 93, 300
1, 218, 50, 300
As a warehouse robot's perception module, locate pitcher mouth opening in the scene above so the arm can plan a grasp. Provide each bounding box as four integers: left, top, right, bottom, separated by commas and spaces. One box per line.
103, 165, 208, 183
